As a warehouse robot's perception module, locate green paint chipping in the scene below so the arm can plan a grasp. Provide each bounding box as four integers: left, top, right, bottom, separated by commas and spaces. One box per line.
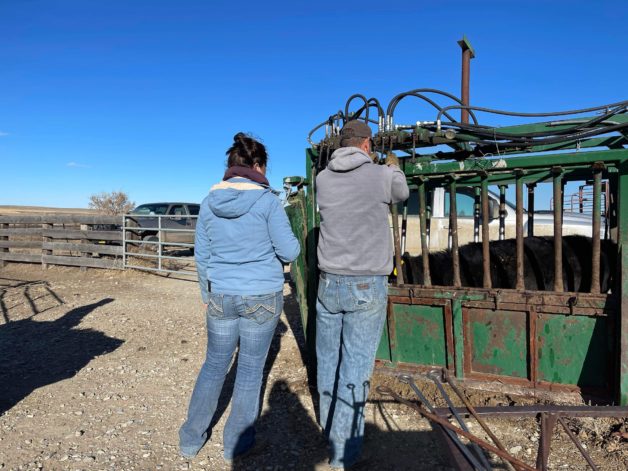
470, 310, 528, 378
391, 304, 446, 366
537, 315, 610, 388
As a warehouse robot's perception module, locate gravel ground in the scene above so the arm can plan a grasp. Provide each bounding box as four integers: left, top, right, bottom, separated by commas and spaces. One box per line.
1, 263, 627, 470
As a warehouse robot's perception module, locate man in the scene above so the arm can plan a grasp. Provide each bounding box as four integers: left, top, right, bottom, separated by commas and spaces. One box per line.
315, 120, 409, 469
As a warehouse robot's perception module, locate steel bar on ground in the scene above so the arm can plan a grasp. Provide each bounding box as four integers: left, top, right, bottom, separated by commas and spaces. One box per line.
377, 386, 537, 471
427, 371, 493, 470
441, 369, 515, 470
398, 375, 485, 470
536, 412, 558, 471
557, 416, 598, 470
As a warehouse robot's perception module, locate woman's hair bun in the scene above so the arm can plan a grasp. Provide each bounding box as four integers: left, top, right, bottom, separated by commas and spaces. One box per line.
233, 132, 247, 144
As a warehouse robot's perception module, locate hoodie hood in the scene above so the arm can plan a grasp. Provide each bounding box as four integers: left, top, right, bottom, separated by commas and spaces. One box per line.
207, 177, 267, 218
327, 147, 372, 172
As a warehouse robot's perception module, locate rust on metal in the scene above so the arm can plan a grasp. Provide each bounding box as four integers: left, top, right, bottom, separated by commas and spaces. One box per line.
590, 164, 604, 294
516, 172, 525, 289
552, 167, 564, 292
557, 416, 598, 471
481, 177, 491, 288
536, 412, 558, 470
377, 385, 537, 471
449, 177, 462, 287
529, 306, 538, 385
527, 183, 536, 237
457, 35, 475, 125
390, 201, 404, 285
444, 301, 456, 371
418, 178, 431, 285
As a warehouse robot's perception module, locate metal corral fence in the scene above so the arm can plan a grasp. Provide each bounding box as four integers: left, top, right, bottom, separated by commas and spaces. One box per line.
122, 214, 197, 276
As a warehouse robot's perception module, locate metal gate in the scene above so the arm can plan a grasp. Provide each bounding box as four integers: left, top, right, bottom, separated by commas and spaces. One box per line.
122, 214, 197, 276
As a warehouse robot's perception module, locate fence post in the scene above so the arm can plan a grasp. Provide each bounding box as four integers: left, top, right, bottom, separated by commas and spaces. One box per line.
0, 222, 7, 268
79, 224, 89, 272
42, 222, 52, 270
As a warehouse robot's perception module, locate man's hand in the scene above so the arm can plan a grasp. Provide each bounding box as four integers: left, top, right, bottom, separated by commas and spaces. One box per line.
203, 303, 208, 310
385, 152, 399, 167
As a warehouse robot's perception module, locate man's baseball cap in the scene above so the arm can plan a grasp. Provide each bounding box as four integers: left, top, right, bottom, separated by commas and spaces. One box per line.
340, 120, 372, 145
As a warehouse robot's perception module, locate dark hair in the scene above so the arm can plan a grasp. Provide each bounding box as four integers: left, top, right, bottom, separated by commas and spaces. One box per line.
225, 132, 268, 168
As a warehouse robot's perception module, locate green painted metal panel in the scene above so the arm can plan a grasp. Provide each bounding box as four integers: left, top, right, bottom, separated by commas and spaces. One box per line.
452, 300, 464, 377
391, 304, 447, 366
537, 315, 611, 388
375, 314, 391, 362
468, 309, 528, 379
617, 161, 628, 404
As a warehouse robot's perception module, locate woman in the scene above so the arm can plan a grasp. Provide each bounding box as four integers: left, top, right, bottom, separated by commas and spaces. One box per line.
179, 133, 300, 461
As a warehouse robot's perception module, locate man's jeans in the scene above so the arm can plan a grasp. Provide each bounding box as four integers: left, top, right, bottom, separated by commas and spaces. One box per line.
316, 273, 388, 468
179, 291, 282, 460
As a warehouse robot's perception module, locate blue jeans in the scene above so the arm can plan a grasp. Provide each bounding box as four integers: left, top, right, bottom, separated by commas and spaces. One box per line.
316, 273, 388, 469
179, 291, 282, 460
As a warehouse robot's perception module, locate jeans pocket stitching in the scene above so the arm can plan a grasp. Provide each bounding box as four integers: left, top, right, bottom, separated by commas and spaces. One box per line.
207, 295, 223, 316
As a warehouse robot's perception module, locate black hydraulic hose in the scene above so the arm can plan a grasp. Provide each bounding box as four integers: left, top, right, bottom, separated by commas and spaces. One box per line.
469, 121, 628, 149
368, 97, 384, 121
435, 100, 628, 123
441, 104, 627, 139
387, 88, 479, 124
391, 92, 461, 124
344, 94, 369, 122
307, 111, 344, 146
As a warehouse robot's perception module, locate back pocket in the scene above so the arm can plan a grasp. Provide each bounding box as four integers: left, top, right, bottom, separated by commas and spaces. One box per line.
242, 293, 280, 324
206, 293, 224, 319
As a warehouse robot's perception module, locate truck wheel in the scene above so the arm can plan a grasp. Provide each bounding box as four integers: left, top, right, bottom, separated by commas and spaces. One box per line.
141, 234, 159, 252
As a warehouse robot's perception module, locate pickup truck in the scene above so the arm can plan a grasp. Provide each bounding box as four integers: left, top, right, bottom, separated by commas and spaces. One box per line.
400, 186, 599, 254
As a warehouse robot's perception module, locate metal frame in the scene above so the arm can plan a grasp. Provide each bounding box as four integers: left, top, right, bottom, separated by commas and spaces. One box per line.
285, 102, 628, 403
122, 214, 197, 276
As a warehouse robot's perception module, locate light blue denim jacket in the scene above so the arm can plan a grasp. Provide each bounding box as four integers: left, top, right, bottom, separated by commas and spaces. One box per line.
195, 177, 300, 302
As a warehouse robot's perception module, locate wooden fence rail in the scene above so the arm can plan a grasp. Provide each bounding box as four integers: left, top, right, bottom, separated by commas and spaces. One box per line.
0, 214, 124, 270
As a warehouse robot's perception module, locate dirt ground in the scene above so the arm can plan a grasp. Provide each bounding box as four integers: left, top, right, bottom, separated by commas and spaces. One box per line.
1, 262, 627, 470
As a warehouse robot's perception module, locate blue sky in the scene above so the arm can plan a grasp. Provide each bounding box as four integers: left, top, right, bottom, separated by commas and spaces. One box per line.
1, 0, 626, 208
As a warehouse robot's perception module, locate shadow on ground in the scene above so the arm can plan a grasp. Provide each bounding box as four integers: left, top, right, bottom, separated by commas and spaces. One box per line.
0, 297, 124, 415
229, 289, 452, 470
231, 380, 450, 470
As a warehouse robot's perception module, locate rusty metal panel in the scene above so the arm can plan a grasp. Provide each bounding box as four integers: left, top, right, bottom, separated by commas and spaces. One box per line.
465, 308, 529, 379
387, 303, 448, 367
536, 314, 612, 390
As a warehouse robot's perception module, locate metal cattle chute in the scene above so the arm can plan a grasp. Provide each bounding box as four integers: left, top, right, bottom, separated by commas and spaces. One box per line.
284, 78, 628, 408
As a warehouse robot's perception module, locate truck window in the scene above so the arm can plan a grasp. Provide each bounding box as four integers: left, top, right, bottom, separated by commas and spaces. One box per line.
444, 190, 476, 218
132, 204, 169, 215
168, 205, 186, 216
188, 205, 200, 216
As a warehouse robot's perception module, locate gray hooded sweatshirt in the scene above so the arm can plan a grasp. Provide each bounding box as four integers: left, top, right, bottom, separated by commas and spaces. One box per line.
316, 146, 409, 276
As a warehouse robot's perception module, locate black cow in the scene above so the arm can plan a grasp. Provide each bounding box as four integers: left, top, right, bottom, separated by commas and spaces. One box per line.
402, 236, 616, 293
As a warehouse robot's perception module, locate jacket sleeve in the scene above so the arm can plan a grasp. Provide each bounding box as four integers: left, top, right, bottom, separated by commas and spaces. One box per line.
194, 201, 211, 303
267, 196, 301, 263
390, 165, 410, 204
